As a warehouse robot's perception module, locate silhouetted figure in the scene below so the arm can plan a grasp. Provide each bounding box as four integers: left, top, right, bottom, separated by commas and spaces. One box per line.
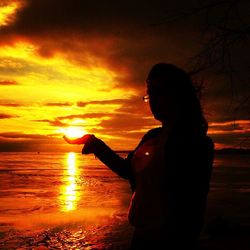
64, 63, 214, 249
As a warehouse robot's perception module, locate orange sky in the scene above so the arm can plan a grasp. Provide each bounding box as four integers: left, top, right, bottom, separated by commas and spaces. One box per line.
0, 0, 249, 151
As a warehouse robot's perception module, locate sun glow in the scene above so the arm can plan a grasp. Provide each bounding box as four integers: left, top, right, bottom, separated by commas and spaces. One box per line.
62, 127, 87, 139
0, 38, 138, 150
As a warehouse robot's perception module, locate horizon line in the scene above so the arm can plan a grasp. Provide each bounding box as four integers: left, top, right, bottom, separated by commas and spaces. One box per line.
0, 147, 250, 153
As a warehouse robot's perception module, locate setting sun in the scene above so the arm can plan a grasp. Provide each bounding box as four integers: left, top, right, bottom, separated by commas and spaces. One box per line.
62, 127, 87, 139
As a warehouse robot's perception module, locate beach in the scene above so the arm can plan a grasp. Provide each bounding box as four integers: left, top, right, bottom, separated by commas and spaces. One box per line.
0, 152, 250, 249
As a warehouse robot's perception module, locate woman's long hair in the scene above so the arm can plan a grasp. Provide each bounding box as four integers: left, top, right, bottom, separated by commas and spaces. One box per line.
147, 63, 208, 136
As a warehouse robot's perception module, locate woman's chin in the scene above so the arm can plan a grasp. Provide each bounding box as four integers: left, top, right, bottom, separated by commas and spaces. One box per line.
153, 113, 165, 122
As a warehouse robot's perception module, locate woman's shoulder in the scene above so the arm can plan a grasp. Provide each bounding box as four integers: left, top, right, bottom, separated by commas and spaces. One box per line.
141, 127, 162, 142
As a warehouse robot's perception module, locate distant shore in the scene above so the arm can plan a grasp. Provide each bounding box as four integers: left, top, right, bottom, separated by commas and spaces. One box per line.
214, 148, 250, 155
0, 148, 250, 154
115, 148, 250, 155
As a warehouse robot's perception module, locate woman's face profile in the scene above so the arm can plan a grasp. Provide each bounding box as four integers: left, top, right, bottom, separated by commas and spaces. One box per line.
147, 77, 177, 122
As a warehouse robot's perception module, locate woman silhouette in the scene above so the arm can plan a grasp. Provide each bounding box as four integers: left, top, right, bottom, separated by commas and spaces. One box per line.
64, 63, 214, 249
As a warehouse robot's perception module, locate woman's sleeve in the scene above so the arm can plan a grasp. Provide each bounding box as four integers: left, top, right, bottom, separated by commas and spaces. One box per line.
81, 129, 160, 189
82, 136, 134, 180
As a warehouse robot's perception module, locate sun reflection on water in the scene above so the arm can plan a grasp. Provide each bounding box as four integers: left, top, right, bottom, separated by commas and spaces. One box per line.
59, 152, 81, 212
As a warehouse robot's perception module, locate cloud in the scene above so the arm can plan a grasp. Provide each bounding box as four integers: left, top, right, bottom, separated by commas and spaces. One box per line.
33, 119, 67, 127
0, 0, 249, 150
0, 0, 198, 89
0, 132, 66, 152
0, 140, 36, 151
209, 120, 250, 132
0, 132, 49, 139
99, 114, 158, 132
209, 131, 250, 149
34, 95, 153, 132
32, 113, 110, 127
0, 79, 18, 85
204, 94, 250, 123
33, 95, 155, 137
76, 95, 152, 116
0, 113, 18, 119
76, 99, 126, 107
0, 1, 22, 27
1, 0, 153, 34
0, 133, 64, 152
57, 113, 111, 120
45, 102, 73, 107
208, 120, 250, 149
0, 103, 23, 107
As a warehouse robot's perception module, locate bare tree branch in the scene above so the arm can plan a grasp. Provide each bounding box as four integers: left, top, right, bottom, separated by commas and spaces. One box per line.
160, 0, 250, 147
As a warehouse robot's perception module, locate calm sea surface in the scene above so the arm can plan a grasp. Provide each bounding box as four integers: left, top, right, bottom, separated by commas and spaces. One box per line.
0, 152, 250, 249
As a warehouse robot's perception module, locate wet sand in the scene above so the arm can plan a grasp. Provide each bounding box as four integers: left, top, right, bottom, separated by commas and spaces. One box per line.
0, 212, 133, 249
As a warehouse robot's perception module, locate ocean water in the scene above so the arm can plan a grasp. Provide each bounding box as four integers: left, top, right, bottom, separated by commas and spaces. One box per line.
0, 152, 250, 249
0, 152, 132, 249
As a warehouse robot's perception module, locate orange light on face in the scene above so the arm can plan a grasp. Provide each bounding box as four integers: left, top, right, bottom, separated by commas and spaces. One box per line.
62, 127, 87, 139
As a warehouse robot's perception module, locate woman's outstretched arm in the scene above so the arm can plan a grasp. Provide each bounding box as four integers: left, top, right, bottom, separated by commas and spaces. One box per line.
82, 135, 134, 180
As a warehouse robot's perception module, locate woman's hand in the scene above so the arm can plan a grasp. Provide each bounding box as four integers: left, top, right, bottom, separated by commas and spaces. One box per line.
63, 134, 94, 145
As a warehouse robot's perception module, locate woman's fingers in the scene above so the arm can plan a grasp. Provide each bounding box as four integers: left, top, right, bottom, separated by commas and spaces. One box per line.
63, 134, 93, 144
63, 135, 83, 144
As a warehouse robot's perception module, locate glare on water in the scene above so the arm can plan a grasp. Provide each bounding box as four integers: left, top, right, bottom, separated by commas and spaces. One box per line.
59, 152, 81, 212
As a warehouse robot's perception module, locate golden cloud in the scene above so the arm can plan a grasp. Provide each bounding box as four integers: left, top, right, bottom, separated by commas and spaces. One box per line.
0, 1, 22, 27
0, 79, 18, 85
0, 113, 18, 119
